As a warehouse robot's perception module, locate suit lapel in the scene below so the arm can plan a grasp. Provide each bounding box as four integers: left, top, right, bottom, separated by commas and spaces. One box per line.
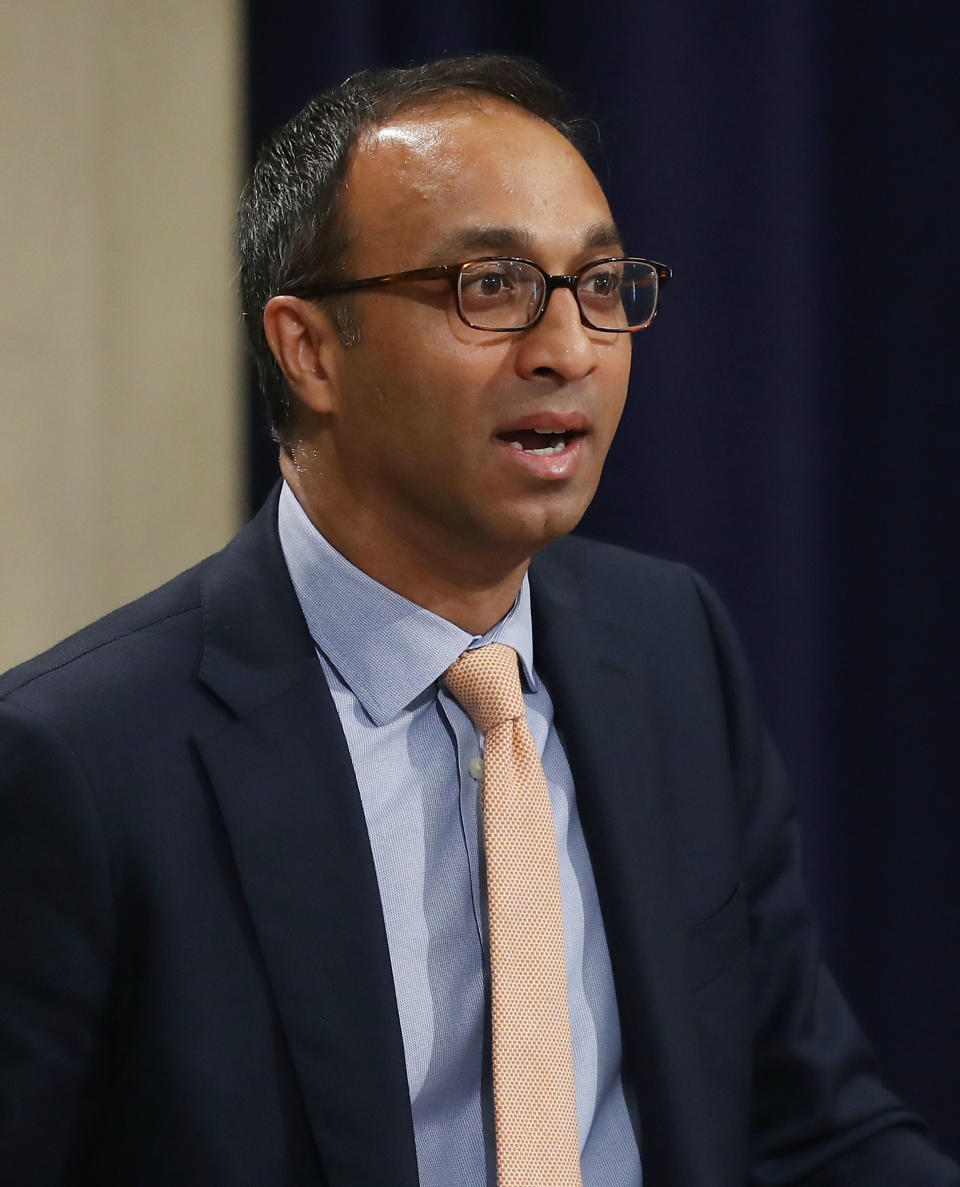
530, 551, 714, 1187
189, 497, 719, 1186
193, 494, 419, 1187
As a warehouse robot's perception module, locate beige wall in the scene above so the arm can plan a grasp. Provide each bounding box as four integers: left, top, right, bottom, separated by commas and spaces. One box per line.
0, 0, 244, 671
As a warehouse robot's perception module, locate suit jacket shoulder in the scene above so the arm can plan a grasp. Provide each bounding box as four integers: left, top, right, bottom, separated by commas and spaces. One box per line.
530, 532, 959, 1187
0, 490, 416, 1187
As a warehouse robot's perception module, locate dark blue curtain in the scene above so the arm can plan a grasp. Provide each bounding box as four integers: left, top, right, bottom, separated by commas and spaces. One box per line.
246, 2, 960, 1155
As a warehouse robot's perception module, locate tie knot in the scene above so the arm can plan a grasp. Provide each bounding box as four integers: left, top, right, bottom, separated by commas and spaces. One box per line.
443, 643, 525, 735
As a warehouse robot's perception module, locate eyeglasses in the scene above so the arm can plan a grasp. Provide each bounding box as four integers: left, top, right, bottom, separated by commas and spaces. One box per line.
283, 256, 672, 333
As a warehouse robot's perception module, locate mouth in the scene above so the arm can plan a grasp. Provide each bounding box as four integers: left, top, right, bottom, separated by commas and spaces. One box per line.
497, 427, 583, 456
492, 416, 590, 480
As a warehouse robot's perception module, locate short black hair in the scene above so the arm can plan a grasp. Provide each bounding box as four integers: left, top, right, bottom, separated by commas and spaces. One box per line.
237, 54, 583, 445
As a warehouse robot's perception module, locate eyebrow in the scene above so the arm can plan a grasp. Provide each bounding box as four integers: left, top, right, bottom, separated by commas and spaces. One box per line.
429, 221, 625, 263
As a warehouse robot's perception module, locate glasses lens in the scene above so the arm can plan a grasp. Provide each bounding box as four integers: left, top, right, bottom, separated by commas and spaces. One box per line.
578, 260, 659, 330
458, 260, 544, 329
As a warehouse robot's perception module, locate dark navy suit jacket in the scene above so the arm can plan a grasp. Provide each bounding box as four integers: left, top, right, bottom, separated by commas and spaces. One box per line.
1, 490, 957, 1186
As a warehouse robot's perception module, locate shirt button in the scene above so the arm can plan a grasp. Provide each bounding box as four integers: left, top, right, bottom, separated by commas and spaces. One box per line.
469, 757, 484, 780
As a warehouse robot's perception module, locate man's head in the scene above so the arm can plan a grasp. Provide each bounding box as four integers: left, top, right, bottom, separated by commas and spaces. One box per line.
240, 56, 662, 602
238, 55, 583, 443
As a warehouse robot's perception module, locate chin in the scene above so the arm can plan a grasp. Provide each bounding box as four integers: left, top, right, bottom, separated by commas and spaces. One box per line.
484, 496, 592, 557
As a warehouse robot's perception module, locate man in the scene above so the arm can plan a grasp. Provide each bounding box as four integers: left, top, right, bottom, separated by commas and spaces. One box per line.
0, 55, 956, 1187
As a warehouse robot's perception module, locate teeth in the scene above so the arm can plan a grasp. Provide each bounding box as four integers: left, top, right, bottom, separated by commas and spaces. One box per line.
505, 430, 571, 455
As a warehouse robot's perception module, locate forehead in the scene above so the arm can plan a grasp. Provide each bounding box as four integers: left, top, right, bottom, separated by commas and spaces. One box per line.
341, 98, 619, 271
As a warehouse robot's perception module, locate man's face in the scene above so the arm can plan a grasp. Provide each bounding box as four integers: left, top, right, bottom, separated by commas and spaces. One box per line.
319, 98, 633, 574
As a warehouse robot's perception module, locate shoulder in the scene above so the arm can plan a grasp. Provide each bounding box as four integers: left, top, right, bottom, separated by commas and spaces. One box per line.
0, 557, 209, 715
531, 533, 762, 753
0, 487, 287, 720
530, 532, 729, 635
0, 555, 218, 857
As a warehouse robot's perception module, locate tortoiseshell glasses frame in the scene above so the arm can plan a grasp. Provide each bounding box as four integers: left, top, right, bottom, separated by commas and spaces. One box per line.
282, 256, 673, 333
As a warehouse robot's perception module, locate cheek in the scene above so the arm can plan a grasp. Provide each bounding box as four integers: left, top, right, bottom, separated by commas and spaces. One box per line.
366, 343, 501, 440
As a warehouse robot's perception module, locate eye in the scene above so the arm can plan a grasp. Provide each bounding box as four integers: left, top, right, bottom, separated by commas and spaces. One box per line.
580, 265, 623, 302
462, 262, 521, 299
459, 260, 534, 311
476, 271, 511, 296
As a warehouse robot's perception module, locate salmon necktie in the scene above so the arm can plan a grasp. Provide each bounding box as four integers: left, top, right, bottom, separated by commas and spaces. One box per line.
444, 643, 583, 1187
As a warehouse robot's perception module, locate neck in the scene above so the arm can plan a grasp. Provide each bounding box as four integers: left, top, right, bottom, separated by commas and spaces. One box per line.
281, 461, 530, 636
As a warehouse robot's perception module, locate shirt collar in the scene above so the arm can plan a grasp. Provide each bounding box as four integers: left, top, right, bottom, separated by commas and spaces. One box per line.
277, 482, 537, 726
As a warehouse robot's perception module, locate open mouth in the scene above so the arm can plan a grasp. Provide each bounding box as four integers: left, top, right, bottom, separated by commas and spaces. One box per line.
498, 428, 581, 456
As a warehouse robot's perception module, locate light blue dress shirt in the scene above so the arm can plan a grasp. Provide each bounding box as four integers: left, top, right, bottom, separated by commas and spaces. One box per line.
278, 483, 641, 1186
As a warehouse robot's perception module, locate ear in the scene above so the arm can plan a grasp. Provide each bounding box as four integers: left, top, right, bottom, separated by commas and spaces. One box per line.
262, 295, 344, 416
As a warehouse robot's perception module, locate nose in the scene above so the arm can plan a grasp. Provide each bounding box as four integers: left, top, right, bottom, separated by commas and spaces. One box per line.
512, 286, 599, 383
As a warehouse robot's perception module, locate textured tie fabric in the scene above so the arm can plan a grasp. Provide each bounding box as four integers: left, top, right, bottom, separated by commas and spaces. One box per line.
444, 643, 583, 1187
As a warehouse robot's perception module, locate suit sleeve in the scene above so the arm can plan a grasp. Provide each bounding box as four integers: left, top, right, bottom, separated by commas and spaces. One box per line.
0, 699, 115, 1185
688, 571, 960, 1187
